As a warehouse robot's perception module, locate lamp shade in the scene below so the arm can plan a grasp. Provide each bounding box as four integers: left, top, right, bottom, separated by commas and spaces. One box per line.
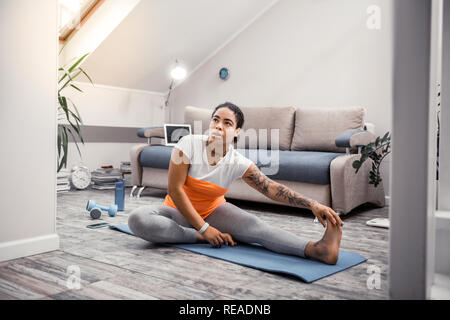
170, 65, 187, 80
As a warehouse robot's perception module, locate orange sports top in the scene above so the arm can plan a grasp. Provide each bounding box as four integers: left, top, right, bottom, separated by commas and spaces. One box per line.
163, 134, 254, 219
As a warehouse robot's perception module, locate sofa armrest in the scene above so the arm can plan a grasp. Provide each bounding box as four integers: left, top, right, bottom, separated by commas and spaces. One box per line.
335, 129, 376, 148
363, 122, 375, 134
330, 154, 385, 214
130, 143, 149, 186
137, 126, 165, 139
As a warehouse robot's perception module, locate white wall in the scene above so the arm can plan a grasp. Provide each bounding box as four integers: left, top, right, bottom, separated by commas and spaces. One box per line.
0, 0, 59, 261
61, 82, 165, 171
66, 142, 142, 172
169, 0, 393, 196
62, 82, 165, 127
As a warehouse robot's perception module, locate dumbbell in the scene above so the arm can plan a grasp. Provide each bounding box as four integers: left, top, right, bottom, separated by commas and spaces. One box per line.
86, 200, 118, 218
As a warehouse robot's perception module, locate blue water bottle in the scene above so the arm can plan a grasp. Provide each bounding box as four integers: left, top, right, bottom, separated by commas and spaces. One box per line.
115, 178, 125, 211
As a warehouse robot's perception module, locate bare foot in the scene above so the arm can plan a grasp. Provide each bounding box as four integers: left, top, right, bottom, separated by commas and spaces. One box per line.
305, 220, 342, 265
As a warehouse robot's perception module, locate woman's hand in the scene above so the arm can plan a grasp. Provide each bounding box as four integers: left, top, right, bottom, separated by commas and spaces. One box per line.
310, 201, 343, 228
202, 226, 237, 247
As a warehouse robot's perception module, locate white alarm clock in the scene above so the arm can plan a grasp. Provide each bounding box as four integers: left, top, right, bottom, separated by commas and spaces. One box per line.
70, 165, 91, 190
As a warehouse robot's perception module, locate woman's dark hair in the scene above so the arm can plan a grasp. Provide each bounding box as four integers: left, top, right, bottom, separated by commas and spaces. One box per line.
211, 102, 244, 143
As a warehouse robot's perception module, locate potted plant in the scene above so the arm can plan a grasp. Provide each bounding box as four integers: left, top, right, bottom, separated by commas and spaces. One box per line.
57, 46, 93, 172
352, 131, 391, 187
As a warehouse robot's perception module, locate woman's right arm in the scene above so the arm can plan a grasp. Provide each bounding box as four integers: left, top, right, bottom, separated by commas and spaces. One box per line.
168, 148, 236, 247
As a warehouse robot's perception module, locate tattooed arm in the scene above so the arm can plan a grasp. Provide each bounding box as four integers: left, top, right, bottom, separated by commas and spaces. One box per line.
241, 163, 343, 227
242, 163, 318, 209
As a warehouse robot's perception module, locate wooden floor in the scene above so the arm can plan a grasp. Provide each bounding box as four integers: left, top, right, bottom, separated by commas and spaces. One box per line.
0, 187, 389, 300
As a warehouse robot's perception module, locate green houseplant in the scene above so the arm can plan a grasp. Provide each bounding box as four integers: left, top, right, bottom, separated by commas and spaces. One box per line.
352, 131, 391, 187
57, 47, 93, 172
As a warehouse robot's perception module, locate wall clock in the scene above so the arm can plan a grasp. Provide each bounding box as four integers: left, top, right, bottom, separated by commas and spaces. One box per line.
219, 67, 229, 80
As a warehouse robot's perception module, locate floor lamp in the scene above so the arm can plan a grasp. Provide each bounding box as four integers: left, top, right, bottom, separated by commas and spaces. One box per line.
164, 59, 187, 123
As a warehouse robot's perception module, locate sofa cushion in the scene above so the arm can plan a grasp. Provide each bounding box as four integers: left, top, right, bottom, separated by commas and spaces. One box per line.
237, 149, 343, 185
184, 106, 212, 136
291, 107, 366, 153
184, 105, 296, 151
139, 145, 343, 185
237, 106, 296, 150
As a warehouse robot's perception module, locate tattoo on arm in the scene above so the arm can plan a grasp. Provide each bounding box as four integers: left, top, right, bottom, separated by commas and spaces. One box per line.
273, 183, 317, 209
243, 164, 317, 209
242, 164, 275, 195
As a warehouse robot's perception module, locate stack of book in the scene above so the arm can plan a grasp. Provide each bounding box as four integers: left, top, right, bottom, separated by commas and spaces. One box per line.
120, 161, 132, 187
91, 166, 122, 190
57, 168, 71, 193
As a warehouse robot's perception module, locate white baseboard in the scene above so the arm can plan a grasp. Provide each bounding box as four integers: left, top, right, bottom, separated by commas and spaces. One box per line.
0, 233, 60, 262
430, 273, 450, 299
436, 210, 450, 230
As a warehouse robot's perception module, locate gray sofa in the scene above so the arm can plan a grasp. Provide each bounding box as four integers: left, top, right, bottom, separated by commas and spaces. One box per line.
130, 106, 385, 215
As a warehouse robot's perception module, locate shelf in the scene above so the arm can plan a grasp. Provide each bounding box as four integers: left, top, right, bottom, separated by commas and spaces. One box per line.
59, 122, 154, 129
61, 124, 157, 143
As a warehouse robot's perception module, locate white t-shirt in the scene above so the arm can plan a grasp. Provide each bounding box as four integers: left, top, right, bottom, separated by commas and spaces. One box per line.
174, 134, 254, 189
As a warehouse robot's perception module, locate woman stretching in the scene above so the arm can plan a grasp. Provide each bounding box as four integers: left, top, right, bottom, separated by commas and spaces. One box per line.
129, 102, 343, 264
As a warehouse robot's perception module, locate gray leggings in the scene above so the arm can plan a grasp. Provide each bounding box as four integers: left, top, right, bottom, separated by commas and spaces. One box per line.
128, 202, 309, 258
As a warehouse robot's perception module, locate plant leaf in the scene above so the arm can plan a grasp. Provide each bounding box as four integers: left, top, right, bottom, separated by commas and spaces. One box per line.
60, 96, 70, 118
375, 136, 380, 146
57, 125, 62, 157
58, 127, 68, 171
62, 127, 68, 168
69, 122, 84, 144
66, 127, 82, 156
62, 56, 77, 69
58, 42, 67, 56
78, 67, 94, 85
67, 97, 83, 124
68, 53, 89, 73
69, 69, 82, 81
70, 84, 83, 93
58, 66, 73, 85
67, 108, 81, 123
58, 70, 82, 93
59, 78, 71, 93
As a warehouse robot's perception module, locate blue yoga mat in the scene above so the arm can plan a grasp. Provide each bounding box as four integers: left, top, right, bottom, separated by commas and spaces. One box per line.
109, 224, 366, 283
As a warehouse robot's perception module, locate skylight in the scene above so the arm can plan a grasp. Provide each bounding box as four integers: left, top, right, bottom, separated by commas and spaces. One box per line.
58, 0, 102, 42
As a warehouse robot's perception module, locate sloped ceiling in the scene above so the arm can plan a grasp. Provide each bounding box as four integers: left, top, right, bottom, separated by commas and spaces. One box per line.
80, 0, 277, 92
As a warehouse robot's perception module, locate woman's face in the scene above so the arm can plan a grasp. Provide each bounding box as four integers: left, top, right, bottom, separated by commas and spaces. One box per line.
208, 107, 240, 145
